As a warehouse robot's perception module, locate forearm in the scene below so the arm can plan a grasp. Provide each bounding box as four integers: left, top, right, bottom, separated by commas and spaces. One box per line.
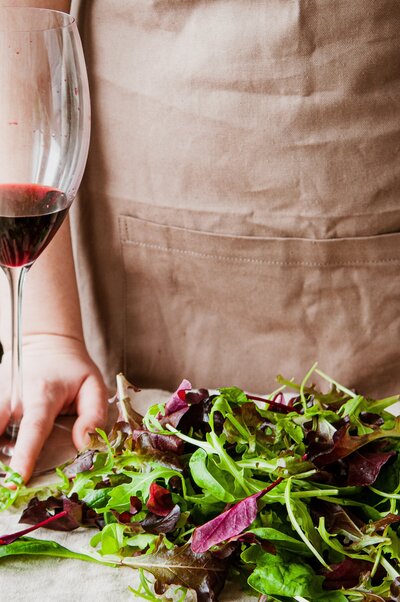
0, 1, 71, 11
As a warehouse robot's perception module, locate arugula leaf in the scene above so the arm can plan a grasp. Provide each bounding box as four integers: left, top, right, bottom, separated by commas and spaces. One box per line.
189, 448, 235, 504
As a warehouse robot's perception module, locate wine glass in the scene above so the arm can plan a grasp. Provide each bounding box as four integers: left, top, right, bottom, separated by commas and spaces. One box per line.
0, 8, 90, 474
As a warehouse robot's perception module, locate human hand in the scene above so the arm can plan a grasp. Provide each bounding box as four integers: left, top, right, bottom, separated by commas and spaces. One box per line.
0, 334, 108, 482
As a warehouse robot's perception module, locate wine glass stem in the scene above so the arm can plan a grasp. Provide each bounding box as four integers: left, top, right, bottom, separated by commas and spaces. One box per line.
2, 265, 29, 438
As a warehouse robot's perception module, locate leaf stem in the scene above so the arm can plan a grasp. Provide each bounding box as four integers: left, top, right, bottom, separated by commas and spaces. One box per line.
225, 413, 250, 441
369, 485, 400, 500
246, 393, 301, 415
165, 425, 214, 454
284, 477, 330, 569
314, 368, 357, 399
300, 362, 318, 412
208, 431, 254, 495
289, 489, 340, 498
380, 555, 400, 581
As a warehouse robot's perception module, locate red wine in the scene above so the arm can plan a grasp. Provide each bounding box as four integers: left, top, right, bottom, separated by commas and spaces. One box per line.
0, 183, 69, 268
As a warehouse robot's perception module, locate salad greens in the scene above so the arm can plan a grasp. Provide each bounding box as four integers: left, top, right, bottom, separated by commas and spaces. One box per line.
2, 366, 400, 601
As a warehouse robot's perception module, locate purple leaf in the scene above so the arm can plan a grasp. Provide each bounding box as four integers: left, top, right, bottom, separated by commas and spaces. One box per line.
191, 478, 283, 554
310, 500, 363, 539
360, 412, 384, 427
0, 510, 69, 545
19, 496, 81, 531
311, 440, 395, 487
159, 381, 213, 432
141, 504, 181, 534
323, 557, 381, 590
390, 577, 400, 601
346, 447, 395, 486
115, 511, 135, 524
175, 390, 215, 434
19, 494, 101, 530
63, 450, 95, 478
163, 379, 192, 416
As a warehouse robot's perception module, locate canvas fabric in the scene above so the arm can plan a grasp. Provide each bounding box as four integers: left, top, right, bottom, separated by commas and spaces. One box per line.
69, 0, 400, 397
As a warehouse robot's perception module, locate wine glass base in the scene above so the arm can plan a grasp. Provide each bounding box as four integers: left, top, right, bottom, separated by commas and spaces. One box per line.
0, 416, 77, 478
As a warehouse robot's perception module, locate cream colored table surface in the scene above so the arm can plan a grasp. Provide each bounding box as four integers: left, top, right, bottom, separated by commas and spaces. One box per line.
0, 389, 254, 602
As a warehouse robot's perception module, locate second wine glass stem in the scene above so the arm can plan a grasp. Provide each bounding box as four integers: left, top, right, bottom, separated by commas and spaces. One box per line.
3, 264, 29, 438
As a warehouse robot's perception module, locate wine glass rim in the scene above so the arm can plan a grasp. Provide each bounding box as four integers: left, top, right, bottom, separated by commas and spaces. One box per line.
0, 7, 75, 33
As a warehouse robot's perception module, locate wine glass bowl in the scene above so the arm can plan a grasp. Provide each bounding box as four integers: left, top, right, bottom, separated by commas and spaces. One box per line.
0, 8, 90, 475
0, 8, 90, 198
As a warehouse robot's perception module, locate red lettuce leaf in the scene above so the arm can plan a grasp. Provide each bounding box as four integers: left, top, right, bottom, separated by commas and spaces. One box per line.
123, 541, 230, 602
311, 440, 395, 487
310, 500, 364, 539
367, 513, 400, 533
146, 482, 174, 517
133, 430, 184, 455
19, 496, 81, 531
113, 496, 143, 524
176, 390, 218, 435
130, 495, 142, 515
308, 421, 399, 467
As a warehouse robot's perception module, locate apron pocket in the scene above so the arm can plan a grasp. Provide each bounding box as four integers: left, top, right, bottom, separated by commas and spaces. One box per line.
119, 214, 400, 397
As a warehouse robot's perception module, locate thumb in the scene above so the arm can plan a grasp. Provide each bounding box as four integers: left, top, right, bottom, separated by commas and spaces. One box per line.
72, 375, 108, 449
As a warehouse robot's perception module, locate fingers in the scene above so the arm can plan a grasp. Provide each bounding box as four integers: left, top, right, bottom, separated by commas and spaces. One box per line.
9, 403, 57, 482
7, 379, 64, 482
72, 375, 108, 450
2, 371, 107, 482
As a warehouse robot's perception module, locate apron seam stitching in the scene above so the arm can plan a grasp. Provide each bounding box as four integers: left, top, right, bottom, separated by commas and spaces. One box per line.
121, 239, 400, 267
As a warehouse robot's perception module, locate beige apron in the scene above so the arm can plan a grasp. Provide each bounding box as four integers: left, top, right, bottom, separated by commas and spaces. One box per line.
70, 0, 400, 397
